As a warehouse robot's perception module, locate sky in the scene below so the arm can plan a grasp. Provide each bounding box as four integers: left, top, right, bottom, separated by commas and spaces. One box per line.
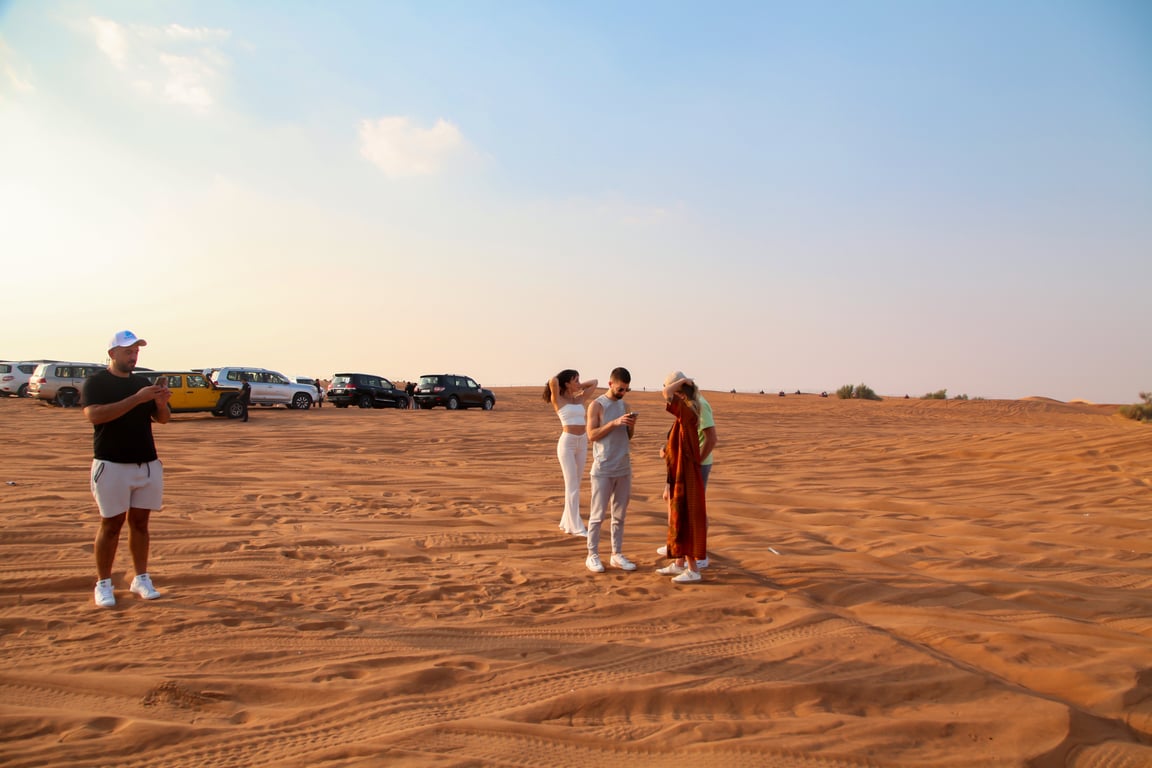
1, 1, 1149, 402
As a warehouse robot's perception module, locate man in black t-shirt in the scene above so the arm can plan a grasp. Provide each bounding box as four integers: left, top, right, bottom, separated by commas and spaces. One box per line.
82, 330, 171, 608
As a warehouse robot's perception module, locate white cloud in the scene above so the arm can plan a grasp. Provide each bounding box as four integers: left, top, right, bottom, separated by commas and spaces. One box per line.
0, 39, 35, 96
88, 16, 230, 111
359, 116, 466, 177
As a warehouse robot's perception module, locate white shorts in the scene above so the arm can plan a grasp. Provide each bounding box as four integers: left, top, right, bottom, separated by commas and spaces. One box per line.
91, 459, 164, 518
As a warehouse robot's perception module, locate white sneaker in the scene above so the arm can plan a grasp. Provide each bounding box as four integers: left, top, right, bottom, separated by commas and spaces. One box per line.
672, 569, 702, 584
585, 554, 605, 573
94, 578, 115, 608
610, 554, 637, 571
697, 557, 710, 569
656, 545, 668, 556
656, 563, 686, 575
130, 573, 161, 600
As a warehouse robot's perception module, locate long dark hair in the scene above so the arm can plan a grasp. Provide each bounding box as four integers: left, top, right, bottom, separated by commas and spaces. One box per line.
543, 369, 579, 402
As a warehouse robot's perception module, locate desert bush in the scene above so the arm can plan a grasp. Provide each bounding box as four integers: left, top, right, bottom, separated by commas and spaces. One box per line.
1118, 391, 1152, 422
923, 389, 947, 400
837, 383, 882, 401
953, 393, 969, 401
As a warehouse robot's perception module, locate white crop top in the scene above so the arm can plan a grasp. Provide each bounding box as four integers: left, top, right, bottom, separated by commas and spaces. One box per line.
557, 402, 586, 427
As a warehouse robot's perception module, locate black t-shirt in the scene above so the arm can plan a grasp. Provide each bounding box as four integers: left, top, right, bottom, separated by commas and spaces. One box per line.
82, 369, 158, 463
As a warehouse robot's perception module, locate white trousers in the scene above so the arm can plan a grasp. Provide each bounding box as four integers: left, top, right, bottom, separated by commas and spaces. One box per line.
556, 432, 588, 534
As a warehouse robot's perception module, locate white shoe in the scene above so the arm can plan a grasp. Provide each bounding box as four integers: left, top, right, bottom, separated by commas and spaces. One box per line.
672, 569, 701, 584
130, 573, 161, 600
656, 545, 668, 556
697, 557, 710, 569
94, 578, 115, 608
656, 563, 686, 575
585, 554, 605, 573
609, 554, 637, 571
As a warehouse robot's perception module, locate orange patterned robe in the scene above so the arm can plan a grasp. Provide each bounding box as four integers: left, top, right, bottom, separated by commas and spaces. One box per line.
665, 399, 707, 560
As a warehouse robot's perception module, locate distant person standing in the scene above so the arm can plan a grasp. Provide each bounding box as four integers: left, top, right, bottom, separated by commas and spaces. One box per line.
405, 380, 417, 410
544, 369, 599, 536
82, 331, 171, 608
656, 371, 707, 583
314, 379, 323, 408
239, 376, 252, 422
585, 367, 638, 573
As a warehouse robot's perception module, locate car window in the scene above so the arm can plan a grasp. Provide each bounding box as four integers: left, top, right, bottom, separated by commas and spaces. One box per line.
332, 375, 351, 386
467, 379, 479, 389
381, 378, 394, 389
162, 375, 181, 387
187, 374, 208, 389
368, 377, 381, 387
269, 373, 288, 385
419, 376, 438, 387
0, 364, 10, 373
19, 364, 35, 374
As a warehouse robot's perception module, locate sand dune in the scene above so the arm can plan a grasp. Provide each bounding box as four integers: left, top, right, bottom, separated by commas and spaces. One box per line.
1, 389, 1150, 767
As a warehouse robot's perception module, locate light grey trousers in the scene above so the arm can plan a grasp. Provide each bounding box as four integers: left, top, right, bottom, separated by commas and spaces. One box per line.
588, 473, 632, 556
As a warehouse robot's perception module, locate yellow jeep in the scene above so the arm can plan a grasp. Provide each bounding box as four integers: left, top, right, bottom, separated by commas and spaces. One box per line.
142, 371, 245, 418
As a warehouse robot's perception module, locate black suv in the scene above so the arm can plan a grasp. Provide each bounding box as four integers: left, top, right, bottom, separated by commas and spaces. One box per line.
414, 374, 495, 410
327, 373, 409, 409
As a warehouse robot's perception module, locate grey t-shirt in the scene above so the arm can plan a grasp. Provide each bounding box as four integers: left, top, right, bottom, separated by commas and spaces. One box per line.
591, 395, 631, 477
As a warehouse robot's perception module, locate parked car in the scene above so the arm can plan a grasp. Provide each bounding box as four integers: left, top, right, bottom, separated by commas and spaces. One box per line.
27, 361, 105, 407
414, 374, 495, 410
140, 370, 245, 418
327, 373, 409, 409
0, 361, 40, 397
204, 367, 316, 409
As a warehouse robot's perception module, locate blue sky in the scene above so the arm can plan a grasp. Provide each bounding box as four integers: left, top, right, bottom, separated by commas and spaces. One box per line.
1, 1, 1149, 401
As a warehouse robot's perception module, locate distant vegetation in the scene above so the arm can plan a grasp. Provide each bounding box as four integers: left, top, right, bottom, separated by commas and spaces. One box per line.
837, 383, 882, 401
923, 389, 970, 401
1118, 391, 1152, 422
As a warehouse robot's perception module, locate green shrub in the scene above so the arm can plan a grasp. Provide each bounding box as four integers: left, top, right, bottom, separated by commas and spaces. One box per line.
1119, 391, 1152, 422
922, 389, 947, 400
837, 383, 882, 401
953, 393, 969, 401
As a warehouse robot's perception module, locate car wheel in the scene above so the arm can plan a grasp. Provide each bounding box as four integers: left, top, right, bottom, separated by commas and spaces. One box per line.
482, 397, 494, 411
226, 398, 245, 419
335, 403, 349, 408
358, 394, 373, 409
446, 395, 459, 410
56, 390, 79, 408
17, 384, 29, 398
292, 393, 312, 410
395, 396, 408, 409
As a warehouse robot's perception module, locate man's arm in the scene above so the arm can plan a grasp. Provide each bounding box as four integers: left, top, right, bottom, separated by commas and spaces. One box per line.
700, 426, 717, 462
84, 384, 170, 425
587, 399, 635, 442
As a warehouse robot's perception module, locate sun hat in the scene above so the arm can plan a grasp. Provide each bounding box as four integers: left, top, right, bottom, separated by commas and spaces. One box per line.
663, 370, 688, 386
108, 330, 147, 351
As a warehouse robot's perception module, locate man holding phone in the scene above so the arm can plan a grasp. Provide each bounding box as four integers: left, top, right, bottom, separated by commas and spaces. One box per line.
83, 330, 171, 608
585, 367, 638, 573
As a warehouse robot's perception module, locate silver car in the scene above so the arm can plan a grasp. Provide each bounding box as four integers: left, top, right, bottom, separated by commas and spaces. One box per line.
27, 361, 105, 407
206, 367, 316, 409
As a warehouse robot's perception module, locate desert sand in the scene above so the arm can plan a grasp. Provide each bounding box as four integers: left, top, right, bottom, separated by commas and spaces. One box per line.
1, 388, 1151, 767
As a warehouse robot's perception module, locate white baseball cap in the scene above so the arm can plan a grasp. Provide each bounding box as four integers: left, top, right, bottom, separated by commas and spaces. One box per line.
108, 330, 147, 351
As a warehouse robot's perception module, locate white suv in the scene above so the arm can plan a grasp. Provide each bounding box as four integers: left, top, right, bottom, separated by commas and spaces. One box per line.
27, 361, 105, 406
1, 361, 40, 397
205, 367, 316, 409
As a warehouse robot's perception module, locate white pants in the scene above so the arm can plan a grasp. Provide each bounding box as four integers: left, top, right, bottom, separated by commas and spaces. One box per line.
556, 432, 588, 534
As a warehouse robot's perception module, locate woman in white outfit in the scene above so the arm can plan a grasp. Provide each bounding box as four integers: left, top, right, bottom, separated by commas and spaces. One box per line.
544, 370, 598, 536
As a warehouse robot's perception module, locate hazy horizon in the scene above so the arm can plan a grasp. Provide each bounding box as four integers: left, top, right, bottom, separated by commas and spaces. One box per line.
2, 1, 1149, 403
